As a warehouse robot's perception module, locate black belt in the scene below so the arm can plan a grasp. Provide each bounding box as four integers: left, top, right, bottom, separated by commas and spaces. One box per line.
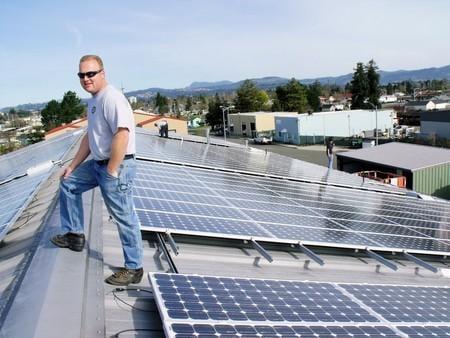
96, 154, 135, 165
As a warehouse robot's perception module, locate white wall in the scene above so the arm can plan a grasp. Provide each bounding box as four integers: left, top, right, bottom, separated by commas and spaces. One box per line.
298, 109, 393, 137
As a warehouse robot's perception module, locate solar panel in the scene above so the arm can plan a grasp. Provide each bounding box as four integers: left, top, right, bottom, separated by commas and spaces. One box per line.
0, 131, 79, 181
135, 160, 450, 255
397, 326, 450, 337
151, 273, 379, 323
136, 128, 244, 148
135, 132, 404, 193
152, 273, 450, 338
170, 323, 401, 337
0, 131, 80, 241
341, 284, 450, 322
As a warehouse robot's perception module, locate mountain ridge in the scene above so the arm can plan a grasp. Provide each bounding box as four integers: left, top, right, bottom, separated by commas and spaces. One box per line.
3, 64, 450, 112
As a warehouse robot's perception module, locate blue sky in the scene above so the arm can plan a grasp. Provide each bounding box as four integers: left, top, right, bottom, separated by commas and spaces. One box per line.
1, 0, 450, 108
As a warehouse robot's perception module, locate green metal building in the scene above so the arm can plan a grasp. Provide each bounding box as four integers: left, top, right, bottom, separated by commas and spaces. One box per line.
336, 142, 450, 199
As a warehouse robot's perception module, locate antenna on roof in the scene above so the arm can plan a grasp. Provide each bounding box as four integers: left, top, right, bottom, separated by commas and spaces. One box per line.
121, 82, 125, 94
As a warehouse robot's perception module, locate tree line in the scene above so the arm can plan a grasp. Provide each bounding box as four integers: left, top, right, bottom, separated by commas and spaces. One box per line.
40, 91, 85, 131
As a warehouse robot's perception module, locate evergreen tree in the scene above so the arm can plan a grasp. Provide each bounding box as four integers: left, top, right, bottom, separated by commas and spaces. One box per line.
185, 97, 193, 111
205, 93, 224, 129
60, 91, 85, 123
234, 79, 268, 112
154, 92, 169, 115
273, 85, 288, 111
273, 78, 308, 112
350, 62, 368, 109
366, 60, 380, 108
386, 83, 393, 95
41, 100, 61, 131
307, 81, 322, 112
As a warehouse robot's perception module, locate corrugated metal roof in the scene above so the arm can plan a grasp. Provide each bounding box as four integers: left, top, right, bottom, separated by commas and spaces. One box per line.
337, 142, 450, 171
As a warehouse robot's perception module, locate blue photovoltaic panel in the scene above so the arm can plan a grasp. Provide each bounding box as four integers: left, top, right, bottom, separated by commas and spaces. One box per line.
135, 131, 404, 194
0, 171, 50, 240
151, 273, 379, 323
0, 131, 80, 241
135, 160, 450, 255
341, 284, 450, 322
0, 131, 79, 181
150, 273, 449, 338
397, 326, 450, 337
170, 323, 401, 337
136, 210, 270, 238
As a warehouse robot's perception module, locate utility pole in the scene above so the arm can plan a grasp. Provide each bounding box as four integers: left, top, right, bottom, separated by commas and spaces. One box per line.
219, 105, 235, 143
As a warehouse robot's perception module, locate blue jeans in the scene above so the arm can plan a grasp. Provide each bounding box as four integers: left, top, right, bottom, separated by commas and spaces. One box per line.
59, 158, 143, 269
327, 154, 333, 169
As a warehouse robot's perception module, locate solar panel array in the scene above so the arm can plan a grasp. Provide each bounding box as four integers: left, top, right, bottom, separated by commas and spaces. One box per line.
135, 131, 404, 194
150, 273, 450, 338
0, 131, 79, 181
136, 128, 244, 148
0, 131, 80, 241
135, 160, 450, 255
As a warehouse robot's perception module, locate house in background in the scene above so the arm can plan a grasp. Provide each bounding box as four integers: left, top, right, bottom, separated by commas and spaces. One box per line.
430, 99, 450, 110
405, 99, 450, 112
274, 109, 394, 145
405, 100, 433, 112
228, 112, 297, 138
379, 94, 398, 103
188, 116, 203, 128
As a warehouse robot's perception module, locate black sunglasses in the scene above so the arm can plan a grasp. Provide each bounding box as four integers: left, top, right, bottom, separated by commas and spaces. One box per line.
77, 69, 103, 79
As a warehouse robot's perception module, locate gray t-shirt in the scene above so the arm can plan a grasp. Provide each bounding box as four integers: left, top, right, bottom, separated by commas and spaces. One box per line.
87, 84, 136, 160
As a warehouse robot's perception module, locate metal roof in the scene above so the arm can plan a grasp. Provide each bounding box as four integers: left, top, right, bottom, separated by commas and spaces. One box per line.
337, 142, 450, 171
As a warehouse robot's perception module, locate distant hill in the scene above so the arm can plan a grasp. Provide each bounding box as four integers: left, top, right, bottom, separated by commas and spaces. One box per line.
126, 64, 450, 99
3, 64, 450, 111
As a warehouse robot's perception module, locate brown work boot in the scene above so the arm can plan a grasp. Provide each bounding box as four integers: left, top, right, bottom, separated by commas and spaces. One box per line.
105, 267, 144, 286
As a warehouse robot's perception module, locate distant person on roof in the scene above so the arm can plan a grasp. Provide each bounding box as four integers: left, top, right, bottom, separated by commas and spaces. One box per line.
326, 137, 334, 169
50, 55, 143, 286
155, 120, 169, 138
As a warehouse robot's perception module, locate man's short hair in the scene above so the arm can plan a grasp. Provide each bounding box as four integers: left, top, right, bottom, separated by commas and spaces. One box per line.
79, 55, 104, 68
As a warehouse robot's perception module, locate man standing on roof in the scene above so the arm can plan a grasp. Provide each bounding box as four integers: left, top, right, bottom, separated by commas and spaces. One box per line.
51, 55, 143, 286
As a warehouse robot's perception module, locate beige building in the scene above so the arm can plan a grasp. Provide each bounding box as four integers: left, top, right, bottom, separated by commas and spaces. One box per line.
229, 112, 298, 137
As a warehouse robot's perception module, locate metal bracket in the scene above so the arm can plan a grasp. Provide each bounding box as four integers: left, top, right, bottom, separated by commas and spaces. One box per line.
156, 233, 178, 273
366, 249, 398, 271
165, 232, 179, 256
251, 239, 273, 263
297, 243, 325, 266
403, 251, 438, 273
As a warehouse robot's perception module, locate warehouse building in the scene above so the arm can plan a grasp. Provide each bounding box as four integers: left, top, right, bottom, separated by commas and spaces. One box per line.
337, 142, 450, 199
228, 111, 297, 138
274, 109, 394, 145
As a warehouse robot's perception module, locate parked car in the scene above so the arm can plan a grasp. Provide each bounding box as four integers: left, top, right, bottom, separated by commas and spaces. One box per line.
253, 133, 273, 144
